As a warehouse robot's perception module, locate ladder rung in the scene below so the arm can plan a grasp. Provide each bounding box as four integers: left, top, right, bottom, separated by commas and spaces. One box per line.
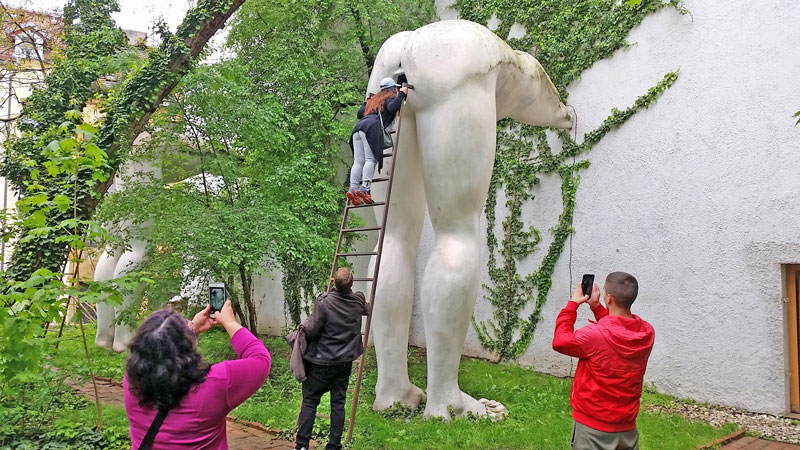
383, 152, 392, 157
337, 251, 378, 257
348, 201, 385, 209
341, 226, 381, 233
316, 413, 330, 419
371, 177, 389, 183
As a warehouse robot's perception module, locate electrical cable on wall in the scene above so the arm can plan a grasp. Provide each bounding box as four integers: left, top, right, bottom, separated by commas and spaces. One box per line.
566, 104, 578, 379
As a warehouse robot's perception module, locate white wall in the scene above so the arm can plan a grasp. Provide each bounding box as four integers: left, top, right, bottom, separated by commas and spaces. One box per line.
437, 0, 800, 415
259, 0, 800, 414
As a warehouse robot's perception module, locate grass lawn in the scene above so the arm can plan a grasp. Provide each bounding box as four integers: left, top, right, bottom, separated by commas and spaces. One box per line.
48, 323, 736, 449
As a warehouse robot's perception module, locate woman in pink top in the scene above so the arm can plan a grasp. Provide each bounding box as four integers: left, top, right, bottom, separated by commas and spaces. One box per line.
124, 300, 271, 449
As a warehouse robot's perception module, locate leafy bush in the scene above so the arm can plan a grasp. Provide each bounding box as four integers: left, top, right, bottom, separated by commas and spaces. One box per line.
0, 374, 129, 450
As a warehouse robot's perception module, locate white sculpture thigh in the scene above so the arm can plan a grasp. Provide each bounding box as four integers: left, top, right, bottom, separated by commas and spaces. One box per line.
368, 20, 572, 418
94, 239, 147, 352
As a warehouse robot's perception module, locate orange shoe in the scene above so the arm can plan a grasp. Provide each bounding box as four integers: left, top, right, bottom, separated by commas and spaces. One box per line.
356, 186, 374, 204
346, 188, 362, 205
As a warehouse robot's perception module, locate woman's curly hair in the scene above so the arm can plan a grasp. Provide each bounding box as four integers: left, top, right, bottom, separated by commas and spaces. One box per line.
126, 309, 211, 411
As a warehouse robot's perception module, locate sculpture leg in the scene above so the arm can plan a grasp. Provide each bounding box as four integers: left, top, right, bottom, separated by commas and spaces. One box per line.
370, 109, 427, 410
415, 88, 496, 419
94, 250, 122, 350
110, 240, 147, 352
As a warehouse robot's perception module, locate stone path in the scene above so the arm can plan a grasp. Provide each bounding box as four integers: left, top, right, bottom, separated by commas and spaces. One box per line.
721, 436, 800, 449
71, 376, 297, 450
647, 402, 800, 445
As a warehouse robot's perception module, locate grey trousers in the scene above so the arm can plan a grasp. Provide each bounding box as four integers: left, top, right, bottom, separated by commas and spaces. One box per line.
571, 421, 639, 450
350, 130, 376, 190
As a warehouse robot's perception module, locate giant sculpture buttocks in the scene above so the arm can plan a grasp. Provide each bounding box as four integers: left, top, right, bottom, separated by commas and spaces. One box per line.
365, 20, 573, 419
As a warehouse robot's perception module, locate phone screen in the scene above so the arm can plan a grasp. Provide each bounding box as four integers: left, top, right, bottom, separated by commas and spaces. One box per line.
581, 274, 595, 297
209, 286, 226, 313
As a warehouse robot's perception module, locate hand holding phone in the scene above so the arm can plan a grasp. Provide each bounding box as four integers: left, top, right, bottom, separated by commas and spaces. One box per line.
581, 274, 594, 298
208, 282, 227, 319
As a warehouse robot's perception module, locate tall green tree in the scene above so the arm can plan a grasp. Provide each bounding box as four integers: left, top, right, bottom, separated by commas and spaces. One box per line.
1, 0, 246, 283
226, 0, 435, 323
98, 61, 303, 332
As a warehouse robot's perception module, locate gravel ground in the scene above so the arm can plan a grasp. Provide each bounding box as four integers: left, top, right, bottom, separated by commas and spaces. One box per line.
646, 402, 800, 444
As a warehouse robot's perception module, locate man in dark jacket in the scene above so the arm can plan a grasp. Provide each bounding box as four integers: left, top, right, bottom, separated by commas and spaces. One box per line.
295, 268, 370, 450
552, 272, 655, 450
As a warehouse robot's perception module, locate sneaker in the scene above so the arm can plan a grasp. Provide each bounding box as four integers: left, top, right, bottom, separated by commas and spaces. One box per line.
356, 186, 374, 204
346, 188, 362, 205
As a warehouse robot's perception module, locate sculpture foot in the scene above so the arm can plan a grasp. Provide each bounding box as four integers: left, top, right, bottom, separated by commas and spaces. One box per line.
373, 382, 426, 410
423, 390, 486, 420
111, 342, 128, 353
112, 338, 131, 353
95, 336, 113, 350
478, 398, 509, 422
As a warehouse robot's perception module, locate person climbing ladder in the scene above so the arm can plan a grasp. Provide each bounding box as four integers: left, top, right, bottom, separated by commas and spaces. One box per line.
347, 77, 408, 205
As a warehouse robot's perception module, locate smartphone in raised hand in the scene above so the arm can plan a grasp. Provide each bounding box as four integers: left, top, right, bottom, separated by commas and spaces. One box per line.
208, 282, 226, 319
581, 274, 594, 298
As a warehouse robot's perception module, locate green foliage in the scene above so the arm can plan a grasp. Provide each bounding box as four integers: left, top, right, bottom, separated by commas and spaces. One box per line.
3, 0, 245, 286
97, 61, 301, 331
219, 0, 435, 323
0, 370, 129, 449
794, 109, 799, 125
455, 0, 682, 360
0, 0, 134, 281
0, 114, 143, 388
0, 110, 143, 438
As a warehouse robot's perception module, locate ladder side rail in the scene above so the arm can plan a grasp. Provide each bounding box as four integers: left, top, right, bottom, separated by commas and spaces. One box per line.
326, 201, 351, 293
345, 100, 406, 444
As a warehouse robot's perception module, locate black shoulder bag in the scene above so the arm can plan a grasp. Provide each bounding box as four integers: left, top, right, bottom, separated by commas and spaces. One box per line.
138, 407, 169, 450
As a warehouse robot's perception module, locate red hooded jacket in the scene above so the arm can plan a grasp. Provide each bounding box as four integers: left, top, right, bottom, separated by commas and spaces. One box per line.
552, 302, 655, 432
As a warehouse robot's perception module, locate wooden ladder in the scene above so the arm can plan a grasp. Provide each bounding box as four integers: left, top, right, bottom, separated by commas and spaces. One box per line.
296, 87, 411, 445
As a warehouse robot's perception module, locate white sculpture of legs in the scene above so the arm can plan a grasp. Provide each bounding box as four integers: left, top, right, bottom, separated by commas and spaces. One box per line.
367, 20, 573, 419
94, 239, 147, 352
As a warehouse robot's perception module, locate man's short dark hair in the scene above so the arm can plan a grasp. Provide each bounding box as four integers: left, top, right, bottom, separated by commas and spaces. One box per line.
334, 268, 353, 292
605, 272, 638, 310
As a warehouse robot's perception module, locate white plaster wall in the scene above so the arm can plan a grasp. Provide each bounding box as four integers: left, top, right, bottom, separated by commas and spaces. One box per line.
256, 0, 800, 414
253, 269, 290, 336
435, 0, 800, 415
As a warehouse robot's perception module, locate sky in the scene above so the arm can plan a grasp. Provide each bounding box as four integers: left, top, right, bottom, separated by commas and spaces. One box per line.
12, 0, 228, 53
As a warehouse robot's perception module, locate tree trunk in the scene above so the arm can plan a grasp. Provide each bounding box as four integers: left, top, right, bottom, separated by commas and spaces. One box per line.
281, 256, 303, 326
7, 0, 247, 282
237, 262, 257, 335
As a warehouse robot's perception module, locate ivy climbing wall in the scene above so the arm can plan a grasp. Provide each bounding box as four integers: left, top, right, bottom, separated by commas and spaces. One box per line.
398, 0, 800, 415
251, 0, 800, 415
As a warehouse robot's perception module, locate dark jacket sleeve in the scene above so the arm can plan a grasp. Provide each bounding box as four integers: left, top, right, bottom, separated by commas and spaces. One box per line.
357, 102, 366, 120
304, 297, 326, 341
384, 92, 406, 114
354, 291, 370, 315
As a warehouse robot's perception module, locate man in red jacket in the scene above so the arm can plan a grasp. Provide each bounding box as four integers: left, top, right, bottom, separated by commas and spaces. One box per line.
552, 272, 654, 450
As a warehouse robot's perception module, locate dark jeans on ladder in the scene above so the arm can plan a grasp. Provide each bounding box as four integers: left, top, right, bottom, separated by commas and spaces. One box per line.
295, 361, 352, 450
